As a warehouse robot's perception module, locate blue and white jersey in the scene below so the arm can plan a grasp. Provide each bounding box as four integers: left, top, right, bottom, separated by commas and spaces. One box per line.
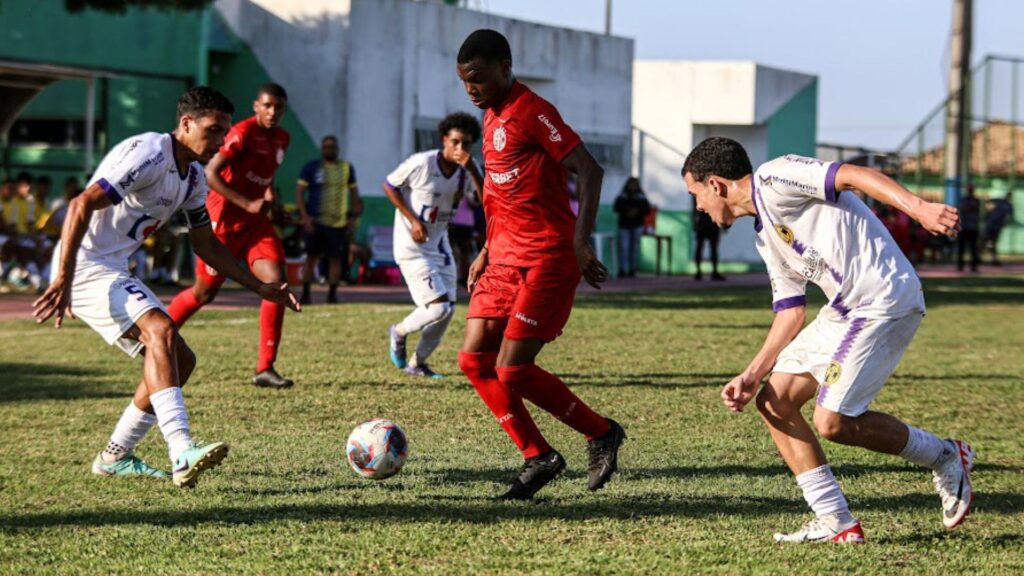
80, 132, 208, 267
384, 150, 471, 261
752, 155, 925, 320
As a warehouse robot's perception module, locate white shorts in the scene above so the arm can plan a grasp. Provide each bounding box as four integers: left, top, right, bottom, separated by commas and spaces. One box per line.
52, 252, 165, 357
773, 312, 923, 417
397, 254, 456, 307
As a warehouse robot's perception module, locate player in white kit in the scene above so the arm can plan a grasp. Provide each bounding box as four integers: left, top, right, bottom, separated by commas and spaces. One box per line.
384, 113, 483, 378
682, 137, 974, 543
33, 87, 300, 487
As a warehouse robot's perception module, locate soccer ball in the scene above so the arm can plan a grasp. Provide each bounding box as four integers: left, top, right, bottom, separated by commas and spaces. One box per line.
346, 419, 408, 480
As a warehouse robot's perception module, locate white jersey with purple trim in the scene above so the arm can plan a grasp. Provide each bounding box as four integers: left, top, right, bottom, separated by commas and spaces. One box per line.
385, 150, 471, 261
80, 132, 208, 268
751, 154, 925, 320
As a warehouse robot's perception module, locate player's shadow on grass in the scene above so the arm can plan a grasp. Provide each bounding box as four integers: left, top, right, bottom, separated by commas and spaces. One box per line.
5, 490, 1024, 529
624, 462, 1020, 481
562, 372, 734, 389
0, 363, 124, 403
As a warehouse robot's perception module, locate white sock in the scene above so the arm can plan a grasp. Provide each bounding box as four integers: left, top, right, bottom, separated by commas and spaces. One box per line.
103, 401, 156, 462
796, 464, 853, 523
412, 303, 454, 366
397, 302, 449, 337
150, 387, 193, 462
900, 425, 953, 469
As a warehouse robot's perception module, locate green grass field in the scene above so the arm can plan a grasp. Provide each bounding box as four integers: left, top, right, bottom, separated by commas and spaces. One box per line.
1, 276, 1023, 574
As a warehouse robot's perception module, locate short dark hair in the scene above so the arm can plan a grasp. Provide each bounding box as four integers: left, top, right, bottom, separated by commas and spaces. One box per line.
177, 86, 235, 120
321, 135, 338, 145
438, 112, 482, 143
16, 171, 32, 183
457, 29, 512, 64
258, 82, 288, 102
682, 137, 753, 182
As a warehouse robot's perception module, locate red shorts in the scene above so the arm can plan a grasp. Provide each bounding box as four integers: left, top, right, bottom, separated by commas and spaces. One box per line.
195, 217, 284, 284
467, 263, 581, 342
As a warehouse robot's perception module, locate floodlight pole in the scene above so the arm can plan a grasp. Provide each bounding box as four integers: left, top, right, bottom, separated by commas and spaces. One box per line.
605, 0, 612, 35
944, 0, 972, 206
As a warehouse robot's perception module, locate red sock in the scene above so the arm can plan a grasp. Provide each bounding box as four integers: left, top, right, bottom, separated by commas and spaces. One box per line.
257, 300, 284, 373
167, 287, 203, 327
496, 364, 611, 441
458, 351, 550, 459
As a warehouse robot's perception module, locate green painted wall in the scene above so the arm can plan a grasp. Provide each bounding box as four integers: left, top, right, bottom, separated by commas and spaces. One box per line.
208, 48, 318, 206
766, 80, 818, 159
0, 0, 200, 75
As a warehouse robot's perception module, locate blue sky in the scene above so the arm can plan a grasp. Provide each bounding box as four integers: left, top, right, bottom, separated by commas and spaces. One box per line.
478, 0, 1023, 150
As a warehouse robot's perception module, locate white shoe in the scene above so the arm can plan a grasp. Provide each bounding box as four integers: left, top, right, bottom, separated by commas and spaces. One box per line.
773, 515, 865, 544
933, 439, 975, 529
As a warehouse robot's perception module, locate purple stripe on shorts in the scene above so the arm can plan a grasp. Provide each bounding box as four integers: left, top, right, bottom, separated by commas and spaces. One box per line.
97, 178, 123, 204
832, 317, 868, 364
824, 162, 842, 202
827, 264, 844, 284
772, 295, 806, 312
791, 238, 807, 256
817, 383, 830, 405
829, 292, 852, 318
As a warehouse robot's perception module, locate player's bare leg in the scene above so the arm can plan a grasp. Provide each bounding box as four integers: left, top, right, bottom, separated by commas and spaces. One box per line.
756, 372, 863, 543
812, 403, 973, 529
326, 255, 342, 303
120, 310, 227, 487
250, 257, 292, 389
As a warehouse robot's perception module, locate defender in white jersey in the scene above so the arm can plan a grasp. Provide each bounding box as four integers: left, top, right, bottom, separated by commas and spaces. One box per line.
384, 113, 483, 378
33, 87, 299, 488
682, 137, 974, 543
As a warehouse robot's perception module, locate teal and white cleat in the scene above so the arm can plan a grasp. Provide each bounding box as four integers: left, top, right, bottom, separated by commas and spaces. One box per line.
91, 452, 169, 479
389, 324, 407, 369
172, 441, 229, 488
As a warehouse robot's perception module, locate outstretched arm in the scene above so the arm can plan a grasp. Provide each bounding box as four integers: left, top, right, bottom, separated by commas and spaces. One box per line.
32, 183, 112, 327
722, 306, 805, 412
189, 224, 300, 311
562, 144, 609, 288
835, 164, 960, 237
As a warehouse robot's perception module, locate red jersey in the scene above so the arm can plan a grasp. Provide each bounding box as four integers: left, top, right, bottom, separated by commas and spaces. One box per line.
482, 81, 582, 266
207, 115, 290, 232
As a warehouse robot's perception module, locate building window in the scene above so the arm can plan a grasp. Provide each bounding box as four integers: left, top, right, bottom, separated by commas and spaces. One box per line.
582, 134, 627, 170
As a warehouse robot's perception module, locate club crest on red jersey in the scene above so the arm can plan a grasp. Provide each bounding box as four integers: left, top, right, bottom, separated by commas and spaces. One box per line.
493, 126, 507, 151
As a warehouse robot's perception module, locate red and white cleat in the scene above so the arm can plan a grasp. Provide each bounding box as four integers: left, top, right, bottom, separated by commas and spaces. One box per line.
773, 516, 866, 544
934, 439, 975, 529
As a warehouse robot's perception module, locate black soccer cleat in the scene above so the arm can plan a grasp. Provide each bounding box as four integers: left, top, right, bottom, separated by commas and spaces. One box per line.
586, 419, 626, 491
252, 368, 294, 389
497, 450, 566, 501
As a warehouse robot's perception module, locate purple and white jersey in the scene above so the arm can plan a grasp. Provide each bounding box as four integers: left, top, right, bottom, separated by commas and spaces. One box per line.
752, 155, 925, 320
384, 150, 471, 261
80, 132, 208, 267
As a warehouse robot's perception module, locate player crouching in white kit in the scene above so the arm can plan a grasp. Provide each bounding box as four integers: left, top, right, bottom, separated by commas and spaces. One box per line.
33, 87, 300, 487
385, 113, 483, 378
682, 137, 974, 543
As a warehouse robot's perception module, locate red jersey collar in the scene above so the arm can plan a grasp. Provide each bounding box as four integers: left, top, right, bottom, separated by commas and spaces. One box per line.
490, 80, 526, 116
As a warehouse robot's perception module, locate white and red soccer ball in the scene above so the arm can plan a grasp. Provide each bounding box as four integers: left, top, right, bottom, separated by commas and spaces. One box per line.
346, 419, 408, 480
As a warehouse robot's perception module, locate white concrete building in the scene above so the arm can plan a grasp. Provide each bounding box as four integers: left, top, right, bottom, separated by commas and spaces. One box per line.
215, 0, 635, 236
633, 61, 818, 269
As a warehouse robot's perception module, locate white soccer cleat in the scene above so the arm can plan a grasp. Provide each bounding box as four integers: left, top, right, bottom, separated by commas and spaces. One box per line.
773, 516, 865, 544
933, 439, 975, 529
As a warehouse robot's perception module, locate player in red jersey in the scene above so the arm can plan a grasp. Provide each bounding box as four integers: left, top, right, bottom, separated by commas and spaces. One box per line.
455, 29, 626, 500
167, 83, 296, 389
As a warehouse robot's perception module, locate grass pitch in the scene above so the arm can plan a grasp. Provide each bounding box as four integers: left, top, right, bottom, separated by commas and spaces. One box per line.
1, 276, 1022, 574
